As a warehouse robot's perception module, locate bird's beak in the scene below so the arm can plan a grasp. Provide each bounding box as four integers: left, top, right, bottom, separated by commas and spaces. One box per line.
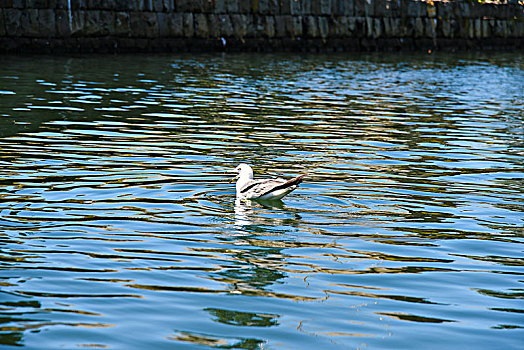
226, 169, 239, 184
228, 173, 239, 184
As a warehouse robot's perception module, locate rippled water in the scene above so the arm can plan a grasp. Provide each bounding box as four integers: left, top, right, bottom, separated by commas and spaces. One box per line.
1, 53, 523, 349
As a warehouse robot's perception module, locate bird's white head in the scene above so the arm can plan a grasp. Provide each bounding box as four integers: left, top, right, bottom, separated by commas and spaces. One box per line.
232, 163, 253, 180
231, 164, 254, 196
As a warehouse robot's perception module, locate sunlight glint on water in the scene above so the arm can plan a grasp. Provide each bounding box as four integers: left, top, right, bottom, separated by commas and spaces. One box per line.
0, 53, 523, 349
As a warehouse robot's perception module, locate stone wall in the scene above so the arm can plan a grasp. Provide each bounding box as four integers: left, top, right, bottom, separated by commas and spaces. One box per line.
0, 0, 522, 53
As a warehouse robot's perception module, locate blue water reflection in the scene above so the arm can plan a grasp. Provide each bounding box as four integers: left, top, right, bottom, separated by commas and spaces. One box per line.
0, 53, 523, 349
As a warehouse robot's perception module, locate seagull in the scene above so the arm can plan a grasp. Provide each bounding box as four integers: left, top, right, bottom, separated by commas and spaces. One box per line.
230, 163, 306, 200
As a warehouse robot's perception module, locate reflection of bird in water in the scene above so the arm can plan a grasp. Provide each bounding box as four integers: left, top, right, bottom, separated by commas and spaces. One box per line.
234, 198, 286, 227
229, 163, 306, 200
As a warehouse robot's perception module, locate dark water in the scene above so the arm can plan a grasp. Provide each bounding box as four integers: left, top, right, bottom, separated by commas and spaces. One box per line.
0, 53, 523, 349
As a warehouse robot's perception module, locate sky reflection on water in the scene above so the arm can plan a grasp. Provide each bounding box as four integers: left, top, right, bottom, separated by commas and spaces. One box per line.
0, 52, 523, 349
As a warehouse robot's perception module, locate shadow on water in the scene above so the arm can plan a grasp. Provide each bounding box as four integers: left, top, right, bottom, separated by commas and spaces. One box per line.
0, 52, 523, 349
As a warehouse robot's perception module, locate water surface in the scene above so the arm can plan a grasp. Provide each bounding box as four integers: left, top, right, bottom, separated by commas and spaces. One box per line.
0, 53, 523, 349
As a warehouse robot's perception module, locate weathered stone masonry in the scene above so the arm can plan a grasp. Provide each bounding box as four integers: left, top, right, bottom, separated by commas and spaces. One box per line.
0, 0, 522, 53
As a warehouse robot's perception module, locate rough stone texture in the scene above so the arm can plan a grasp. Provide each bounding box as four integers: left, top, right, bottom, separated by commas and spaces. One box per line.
21, 9, 40, 37
114, 11, 129, 36
194, 13, 209, 38
157, 12, 170, 36
0, 9, 5, 36
264, 15, 275, 37
0, 0, 521, 53
206, 14, 220, 37
182, 13, 193, 37
218, 14, 233, 36
38, 9, 56, 36
56, 9, 71, 36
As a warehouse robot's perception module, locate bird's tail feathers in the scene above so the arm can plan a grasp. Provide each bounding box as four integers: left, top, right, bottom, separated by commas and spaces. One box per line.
284, 173, 307, 188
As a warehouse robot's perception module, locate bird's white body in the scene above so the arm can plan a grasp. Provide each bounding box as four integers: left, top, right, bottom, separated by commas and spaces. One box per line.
231, 164, 306, 200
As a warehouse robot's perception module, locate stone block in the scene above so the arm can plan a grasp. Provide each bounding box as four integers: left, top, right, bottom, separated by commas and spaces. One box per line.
457, 1, 471, 19
414, 17, 424, 37
4, 9, 22, 36
71, 10, 85, 35
168, 12, 183, 36
382, 16, 392, 36
85, 10, 105, 35
374, 0, 386, 17
342, 0, 354, 16
235, 0, 248, 12
280, 0, 293, 15
0, 0, 14, 8
354, 0, 373, 17
390, 17, 400, 36
261, 15, 274, 37
337, 16, 348, 35
495, 19, 506, 37
372, 17, 381, 38
312, 0, 331, 15
183, 12, 193, 37
347, 16, 356, 34
473, 18, 481, 39
176, 0, 194, 12
161, 0, 173, 11
231, 14, 246, 38
98, 0, 114, 10
481, 18, 490, 38
38, 9, 56, 36
319, 16, 330, 38
56, 0, 67, 9
385, 0, 400, 17
406, 0, 424, 18
13, 0, 24, 8
218, 14, 233, 36
436, 1, 452, 20
291, 0, 303, 15
21, 9, 40, 37
467, 1, 479, 18
206, 14, 219, 37
465, 19, 474, 39
72, 0, 87, 9
257, 0, 278, 15
194, 13, 208, 37
114, 0, 136, 11
332, 0, 343, 16
214, 0, 226, 13
129, 11, 145, 36
86, 0, 101, 9
157, 12, 169, 35
274, 15, 285, 37
439, 18, 451, 38
301, 0, 311, 14
241, 14, 255, 36
101, 10, 114, 35
354, 16, 366, 36
401, 17, 414, 36
153, 0, 163, 11
26, 0, 48, 8
305, 15, 318, 37
143, 0, 153, 11
252, 15, 264, 36
288, 14, 302, 36
56, 9, 71, 36
115, 11, 130, 35
365, 16, 372, 37
225, 0, 238, 12
0, 9, 5, 37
